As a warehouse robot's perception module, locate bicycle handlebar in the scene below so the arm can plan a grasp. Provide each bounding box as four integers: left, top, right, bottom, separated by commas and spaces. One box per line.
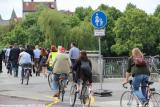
149, 55, 159, 59
122, 83, 128, 89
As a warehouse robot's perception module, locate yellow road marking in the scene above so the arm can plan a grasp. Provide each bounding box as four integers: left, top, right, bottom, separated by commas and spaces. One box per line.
45, 96, 60, 107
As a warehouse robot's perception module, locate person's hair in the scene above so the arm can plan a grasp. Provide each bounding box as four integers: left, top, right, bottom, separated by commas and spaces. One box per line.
132, 48, 144, 58
26, 45, 30, 49
71, 42, 76, 47
80, 51, 88, 60
9, 45, 12, 48
35, 45, 39, 49
41, 48, 47, 56
50, 45, 57, 52
21, 48, 25, 52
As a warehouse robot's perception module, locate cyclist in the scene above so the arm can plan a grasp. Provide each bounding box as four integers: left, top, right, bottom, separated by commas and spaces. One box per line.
69, 42, 80, 85
123, 48, 150, 106
39, 48, 48, 78
73, 51, 92, 91
33, 45, 41, 76
46, 45, 58, 73
18, 48, 32, 79
52, 47, 71, 97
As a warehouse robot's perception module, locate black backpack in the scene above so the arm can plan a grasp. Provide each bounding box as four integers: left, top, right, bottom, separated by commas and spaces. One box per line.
80, 60, 91, 73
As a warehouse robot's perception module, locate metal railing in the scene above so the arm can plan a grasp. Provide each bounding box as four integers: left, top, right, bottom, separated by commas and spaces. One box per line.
103, 57, 128, 78
102, 56, 160, 78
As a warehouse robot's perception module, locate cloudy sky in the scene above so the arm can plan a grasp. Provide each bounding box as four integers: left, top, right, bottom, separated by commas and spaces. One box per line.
0, 0, 160, 20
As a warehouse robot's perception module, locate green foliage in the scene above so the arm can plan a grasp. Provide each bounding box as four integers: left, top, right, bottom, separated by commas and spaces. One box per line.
75, 7, 93, 21
154, 4, 160, 16
0, 3, 160, 56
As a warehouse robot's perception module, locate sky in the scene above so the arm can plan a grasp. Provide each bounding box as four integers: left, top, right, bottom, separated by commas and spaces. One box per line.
0, 0, 160, 20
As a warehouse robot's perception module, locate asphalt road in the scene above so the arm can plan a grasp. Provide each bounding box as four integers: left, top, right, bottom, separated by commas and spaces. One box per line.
0, 63, 160, 107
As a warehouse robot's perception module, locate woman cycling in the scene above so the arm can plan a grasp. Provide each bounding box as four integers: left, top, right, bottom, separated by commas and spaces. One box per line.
123, 48, 150, 106
73, 51, 92, 91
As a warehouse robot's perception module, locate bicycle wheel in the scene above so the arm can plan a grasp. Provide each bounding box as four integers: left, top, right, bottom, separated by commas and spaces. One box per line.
48, 72, 54, 90
26, 70, 30, 85
70, 83, 77, 107
59, 80, 65, 102
120, 91, 139, 107
81, 86, 91, 107
149, 92, 160, 107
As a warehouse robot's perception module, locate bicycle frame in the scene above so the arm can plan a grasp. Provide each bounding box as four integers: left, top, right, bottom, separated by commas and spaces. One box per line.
122, 80, 159, 107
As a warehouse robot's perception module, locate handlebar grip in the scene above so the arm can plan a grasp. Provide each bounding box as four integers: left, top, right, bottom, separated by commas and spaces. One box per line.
123, 84, 128, 89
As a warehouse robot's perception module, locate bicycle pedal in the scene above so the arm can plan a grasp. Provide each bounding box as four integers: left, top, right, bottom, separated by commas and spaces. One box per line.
150, 88, 155, 91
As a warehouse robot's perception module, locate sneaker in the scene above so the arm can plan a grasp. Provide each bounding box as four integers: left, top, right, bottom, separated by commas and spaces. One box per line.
53, 92, 60, 98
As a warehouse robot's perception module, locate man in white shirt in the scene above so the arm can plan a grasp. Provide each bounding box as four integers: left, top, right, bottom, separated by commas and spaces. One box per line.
19, 49, 32, 77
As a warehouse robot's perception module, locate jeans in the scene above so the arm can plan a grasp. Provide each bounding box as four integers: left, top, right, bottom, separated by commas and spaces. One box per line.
132, 74, 149, 103
52, 74, 68, 91
11, 61, 19, 77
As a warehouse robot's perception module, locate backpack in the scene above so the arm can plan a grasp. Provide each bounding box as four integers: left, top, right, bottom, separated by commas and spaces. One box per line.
133, 57, 147, 67
80, 60, 91, 73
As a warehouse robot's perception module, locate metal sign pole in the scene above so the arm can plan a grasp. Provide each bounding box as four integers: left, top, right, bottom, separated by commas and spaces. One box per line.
98, 37, 103, 90
92, 11, 112, 96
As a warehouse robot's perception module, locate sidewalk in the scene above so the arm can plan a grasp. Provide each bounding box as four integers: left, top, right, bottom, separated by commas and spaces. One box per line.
0, 66, 160, 107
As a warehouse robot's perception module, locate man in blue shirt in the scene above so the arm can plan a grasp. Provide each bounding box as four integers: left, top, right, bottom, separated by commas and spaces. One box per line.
69, 42, 80, 83
69, 42, 80, 66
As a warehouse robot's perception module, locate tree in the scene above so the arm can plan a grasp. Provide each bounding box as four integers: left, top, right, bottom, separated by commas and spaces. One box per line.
154, 4, 160, 16
112, 5, 148, 55
75, 7, 93, 21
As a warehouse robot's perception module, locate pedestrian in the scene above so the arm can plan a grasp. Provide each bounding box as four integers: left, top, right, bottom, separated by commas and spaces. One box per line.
9, 43, 20, 77
123, 48, 150, 106
0, 49, 3, 73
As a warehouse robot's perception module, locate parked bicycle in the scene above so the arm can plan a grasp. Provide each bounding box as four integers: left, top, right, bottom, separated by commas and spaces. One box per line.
148, 55, 160, 74
120, 80, 160, 107
21, 63, 32, 85
70, 81, 92, 107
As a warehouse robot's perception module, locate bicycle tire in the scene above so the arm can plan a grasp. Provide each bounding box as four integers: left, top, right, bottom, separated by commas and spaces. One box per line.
149, 92, 160, 107
26, 70, 30, 85
48, 72, 54, 90
69, 84, 77, 107
81, 85, 91, 107
59, 80, 65, 102
120, 91, 139, 107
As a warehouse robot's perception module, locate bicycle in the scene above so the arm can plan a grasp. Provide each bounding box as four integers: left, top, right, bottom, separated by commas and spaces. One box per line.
21, 63, 32, 85
148, 55, 160, 74
70, 80, 92, 107
48, 71, 54, 90
48, 72, 68, 102
120, 80, 160, 107
34, 59, 40, 76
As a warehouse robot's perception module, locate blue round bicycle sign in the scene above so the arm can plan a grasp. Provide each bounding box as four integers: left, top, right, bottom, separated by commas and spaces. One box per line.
91, 11, 107, 29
